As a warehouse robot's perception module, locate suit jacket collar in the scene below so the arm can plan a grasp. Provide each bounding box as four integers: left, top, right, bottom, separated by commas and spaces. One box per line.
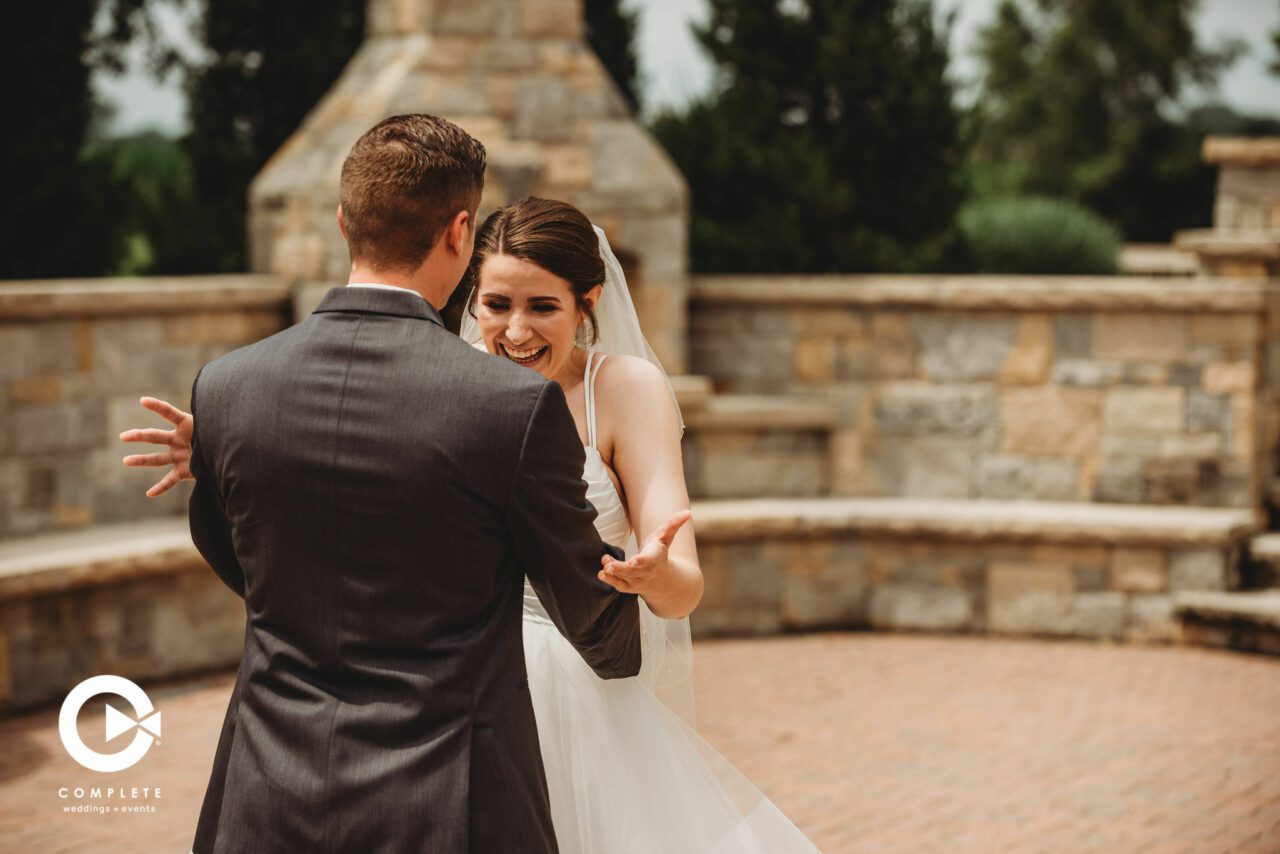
313, 286, 445, 327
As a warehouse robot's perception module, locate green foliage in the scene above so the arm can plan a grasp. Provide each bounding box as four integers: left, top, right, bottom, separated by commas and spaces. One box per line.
585, 0, 643, 112
1273, 11, 1280, 76
957, 196, 1120, 275
180, 0, 365, 273
87, 133, 210, 275
0, 1, 124, 277
970, 0, 1243, 241
652, 0, 965, 274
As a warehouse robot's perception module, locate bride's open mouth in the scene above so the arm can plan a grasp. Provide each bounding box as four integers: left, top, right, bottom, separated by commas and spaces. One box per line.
499, 343, 549, 366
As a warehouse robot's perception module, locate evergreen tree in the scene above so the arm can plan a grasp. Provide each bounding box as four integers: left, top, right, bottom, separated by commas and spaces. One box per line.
1272, 9, 1280, 76
652, 0, 964, 273
585, 0, 642, 112
0, 1, 123, 277
179, 0, 364, 272
971, 0, 1242, 241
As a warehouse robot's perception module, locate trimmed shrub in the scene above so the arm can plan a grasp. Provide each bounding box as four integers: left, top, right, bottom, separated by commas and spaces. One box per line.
957, 196, 1121, 275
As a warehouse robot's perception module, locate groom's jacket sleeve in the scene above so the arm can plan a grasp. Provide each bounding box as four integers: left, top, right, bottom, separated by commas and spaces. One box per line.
187, 367, 246, 599
507, 380, 641, 680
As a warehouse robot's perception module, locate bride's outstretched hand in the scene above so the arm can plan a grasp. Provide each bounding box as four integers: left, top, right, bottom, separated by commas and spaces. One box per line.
120, 397, 195, 497
598, 509, 692, 595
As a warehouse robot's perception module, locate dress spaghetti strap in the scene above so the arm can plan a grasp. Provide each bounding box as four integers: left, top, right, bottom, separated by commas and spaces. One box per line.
583, 352, 607, 449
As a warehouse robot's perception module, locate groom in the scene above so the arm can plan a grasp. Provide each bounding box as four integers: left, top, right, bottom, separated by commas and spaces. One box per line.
188, 114, 641, 853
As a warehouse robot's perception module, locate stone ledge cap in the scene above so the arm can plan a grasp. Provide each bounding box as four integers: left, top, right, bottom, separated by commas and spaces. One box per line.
691, 275, 1278, 313
1204, 136, 1280, 167
684, 395, 838, 431
691, 498, 1259, 546
0, 275, 292, 320
1174, 229, 1280, 259
1173, 590, 1280, 628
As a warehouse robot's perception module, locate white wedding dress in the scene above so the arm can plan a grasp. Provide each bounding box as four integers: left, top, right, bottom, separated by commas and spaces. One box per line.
520, 353, 820, 853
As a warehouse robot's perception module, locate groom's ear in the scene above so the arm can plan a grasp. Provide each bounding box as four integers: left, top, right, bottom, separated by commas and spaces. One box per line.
336, 205, 348, 242
444, 209, 471, 257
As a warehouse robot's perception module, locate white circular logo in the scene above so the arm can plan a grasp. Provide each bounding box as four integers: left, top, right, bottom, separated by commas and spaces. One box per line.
59, 675, 162, 773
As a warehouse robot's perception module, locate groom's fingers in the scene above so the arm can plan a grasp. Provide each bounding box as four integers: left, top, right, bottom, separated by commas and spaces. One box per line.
120, 428, 174, 446
123, 452, 171, 467
146, 470, 181, 498
598, 567, 635, 593
140, 397, 188, 426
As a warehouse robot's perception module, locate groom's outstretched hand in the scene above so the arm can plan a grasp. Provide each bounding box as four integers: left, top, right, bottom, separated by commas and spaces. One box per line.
597, 509, 692, 596
120, 397, 196, 497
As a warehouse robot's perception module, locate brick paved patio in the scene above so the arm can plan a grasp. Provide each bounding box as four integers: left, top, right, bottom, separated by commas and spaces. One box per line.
1, 633, 1277, 853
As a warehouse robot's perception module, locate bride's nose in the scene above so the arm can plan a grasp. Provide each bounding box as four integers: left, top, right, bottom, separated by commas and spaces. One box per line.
506, 314, 533, 344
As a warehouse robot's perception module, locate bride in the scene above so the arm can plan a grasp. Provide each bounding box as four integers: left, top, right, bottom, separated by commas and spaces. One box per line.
122, 196, 818, 853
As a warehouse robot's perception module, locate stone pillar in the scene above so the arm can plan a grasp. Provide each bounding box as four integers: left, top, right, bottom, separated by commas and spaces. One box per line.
249, 0, 690, 371
1174, 137, 1280, 524
1175, 137, 1280, 278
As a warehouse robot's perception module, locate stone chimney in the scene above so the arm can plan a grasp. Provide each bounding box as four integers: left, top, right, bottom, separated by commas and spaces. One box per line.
249, 0, 690, 371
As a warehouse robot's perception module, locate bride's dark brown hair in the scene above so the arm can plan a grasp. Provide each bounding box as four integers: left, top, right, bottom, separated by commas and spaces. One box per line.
464, 197, 604, 345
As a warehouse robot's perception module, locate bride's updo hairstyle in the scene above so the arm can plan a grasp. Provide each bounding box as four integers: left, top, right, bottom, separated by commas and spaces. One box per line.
465, 197, 605, 345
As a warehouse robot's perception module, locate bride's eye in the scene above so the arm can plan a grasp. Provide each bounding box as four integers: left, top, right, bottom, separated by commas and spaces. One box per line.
532, 304, 559, 314
482, 299, 509, 312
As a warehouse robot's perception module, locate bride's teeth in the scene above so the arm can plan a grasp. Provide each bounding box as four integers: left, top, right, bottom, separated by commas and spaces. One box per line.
502, 344, 546, 363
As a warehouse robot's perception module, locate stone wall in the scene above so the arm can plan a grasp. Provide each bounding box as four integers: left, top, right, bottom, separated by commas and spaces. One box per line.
690, 276, 1280, 509
0, 277, 291, 540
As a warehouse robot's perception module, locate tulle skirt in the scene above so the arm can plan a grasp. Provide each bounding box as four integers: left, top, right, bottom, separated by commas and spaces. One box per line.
522, 612, 820, 853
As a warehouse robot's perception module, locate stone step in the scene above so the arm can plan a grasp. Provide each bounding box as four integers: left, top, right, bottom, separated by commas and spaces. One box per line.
1245, 533, 1280, 589
0, 519, 243, 713
681, 395, 838, 499
669, 374, 713, 413
1118, 244, 1198, 277
689, 497, 1257, 640
1173, 590, 1280, 656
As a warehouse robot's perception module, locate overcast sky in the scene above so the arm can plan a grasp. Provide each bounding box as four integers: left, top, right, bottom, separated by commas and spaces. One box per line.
95, 0, 1280, 136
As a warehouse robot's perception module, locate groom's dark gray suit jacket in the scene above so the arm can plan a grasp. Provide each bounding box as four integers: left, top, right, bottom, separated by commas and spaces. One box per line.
187, 286, 640, 853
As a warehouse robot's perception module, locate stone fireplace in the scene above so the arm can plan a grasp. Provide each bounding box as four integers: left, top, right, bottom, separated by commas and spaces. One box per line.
248, 0, 690, 371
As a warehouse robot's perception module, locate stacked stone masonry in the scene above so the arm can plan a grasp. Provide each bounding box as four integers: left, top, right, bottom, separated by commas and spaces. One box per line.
0, 277, 291, 540
690, 276, 1280, 511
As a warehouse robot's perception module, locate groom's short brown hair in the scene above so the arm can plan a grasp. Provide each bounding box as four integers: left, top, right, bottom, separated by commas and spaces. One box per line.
340, 114, 487, 272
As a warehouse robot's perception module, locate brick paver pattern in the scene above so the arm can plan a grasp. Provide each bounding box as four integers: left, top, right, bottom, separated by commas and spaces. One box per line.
1, 633, 1278, 853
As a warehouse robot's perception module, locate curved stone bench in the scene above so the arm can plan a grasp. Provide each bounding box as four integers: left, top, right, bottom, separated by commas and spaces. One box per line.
690, 498, 1258, 643
0, 519, 243, 714
0, 498, 1261, 712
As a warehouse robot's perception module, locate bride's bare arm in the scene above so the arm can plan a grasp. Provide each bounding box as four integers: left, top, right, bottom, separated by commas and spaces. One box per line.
596, 356, 703, 619
120, 397, 196, 497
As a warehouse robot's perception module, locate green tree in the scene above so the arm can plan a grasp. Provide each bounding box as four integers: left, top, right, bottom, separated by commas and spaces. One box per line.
652, 0, 965, 273
586, 0, 642, 112
1272, 9, 1280, 75
971, 0, 1242, 241
0, 1, 124, 278
179, 0, 364, 272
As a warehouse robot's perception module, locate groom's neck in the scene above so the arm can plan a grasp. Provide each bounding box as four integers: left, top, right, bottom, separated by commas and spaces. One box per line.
347, 260, 453, 308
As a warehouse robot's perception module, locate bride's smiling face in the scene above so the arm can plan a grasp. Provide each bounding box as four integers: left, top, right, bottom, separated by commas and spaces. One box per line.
475, 253, 601, 381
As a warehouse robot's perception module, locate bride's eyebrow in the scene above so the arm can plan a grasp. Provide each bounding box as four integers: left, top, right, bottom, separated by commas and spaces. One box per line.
528, 296, 563, 305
